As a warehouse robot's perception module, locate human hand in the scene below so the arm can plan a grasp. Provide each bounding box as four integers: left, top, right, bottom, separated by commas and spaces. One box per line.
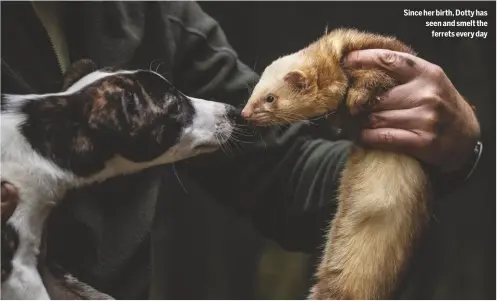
1, 181, 19, 221
343, 49, 481, 172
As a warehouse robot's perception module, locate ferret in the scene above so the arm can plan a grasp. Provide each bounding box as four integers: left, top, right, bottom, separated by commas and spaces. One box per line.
242, 28, 430, 299
1, 59, 239, 299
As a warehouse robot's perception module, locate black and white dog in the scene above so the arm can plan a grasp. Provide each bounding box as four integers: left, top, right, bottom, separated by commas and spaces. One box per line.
1, 59, 239, 299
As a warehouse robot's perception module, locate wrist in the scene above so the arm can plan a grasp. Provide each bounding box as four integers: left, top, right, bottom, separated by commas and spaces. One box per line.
428, 139, 483, 197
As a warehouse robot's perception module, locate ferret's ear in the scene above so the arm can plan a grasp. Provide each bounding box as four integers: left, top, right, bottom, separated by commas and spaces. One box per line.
284, 70, 310, 91
61, 59, 98, 91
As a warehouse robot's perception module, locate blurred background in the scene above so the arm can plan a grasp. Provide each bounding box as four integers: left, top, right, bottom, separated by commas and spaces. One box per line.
183, 1, 496, 299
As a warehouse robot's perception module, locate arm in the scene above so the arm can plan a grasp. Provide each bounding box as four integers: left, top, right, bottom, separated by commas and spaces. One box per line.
164, 2, 348, 253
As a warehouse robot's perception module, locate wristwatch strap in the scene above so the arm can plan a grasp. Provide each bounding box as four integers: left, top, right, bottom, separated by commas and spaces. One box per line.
463, 140, 483, 181
429, 140, 483, 197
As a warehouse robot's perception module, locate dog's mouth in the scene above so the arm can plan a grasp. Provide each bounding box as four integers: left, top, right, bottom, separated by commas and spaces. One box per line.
190, 118, 234, 153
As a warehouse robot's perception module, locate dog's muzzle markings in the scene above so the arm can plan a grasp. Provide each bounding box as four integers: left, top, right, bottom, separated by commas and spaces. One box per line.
1, 61, 239, 299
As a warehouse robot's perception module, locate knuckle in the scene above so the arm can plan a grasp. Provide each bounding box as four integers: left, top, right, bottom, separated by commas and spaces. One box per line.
428, 64, 445, 79
380, 50, 399, 66
421, 133, 436, 148
423, 111, 439, 129
431, 95, 444, 109
380, 131, 395, 143
423, 91, 444, 109
419, 89, 442, 105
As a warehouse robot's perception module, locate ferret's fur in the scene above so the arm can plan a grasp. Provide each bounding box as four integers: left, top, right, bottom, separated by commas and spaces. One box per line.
243, 28, 430, 299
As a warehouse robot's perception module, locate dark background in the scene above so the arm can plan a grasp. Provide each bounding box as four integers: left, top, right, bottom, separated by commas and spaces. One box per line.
175, 1, 496, 299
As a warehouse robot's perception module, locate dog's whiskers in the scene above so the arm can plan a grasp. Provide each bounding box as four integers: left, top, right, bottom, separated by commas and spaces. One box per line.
216, 132, 232, 158
172, 163, 188, 193
155, 62, 165, 74
232, 129, 254, 137
148, 59, 161, 72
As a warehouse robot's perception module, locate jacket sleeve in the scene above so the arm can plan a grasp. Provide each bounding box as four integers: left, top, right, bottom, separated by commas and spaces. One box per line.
159, 2, 351, 253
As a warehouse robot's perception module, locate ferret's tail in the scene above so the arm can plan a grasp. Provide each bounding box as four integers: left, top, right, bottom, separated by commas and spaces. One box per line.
310, 147, 429, 299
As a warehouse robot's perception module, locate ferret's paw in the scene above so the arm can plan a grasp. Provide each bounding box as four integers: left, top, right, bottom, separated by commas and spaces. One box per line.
346, 88, 373, 115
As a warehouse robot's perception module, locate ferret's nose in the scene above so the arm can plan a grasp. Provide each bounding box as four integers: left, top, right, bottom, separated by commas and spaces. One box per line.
241, 108, 252, 119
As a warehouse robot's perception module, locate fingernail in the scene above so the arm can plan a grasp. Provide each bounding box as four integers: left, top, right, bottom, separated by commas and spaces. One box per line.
374, 95, 382, 105
380, 51, 397, 66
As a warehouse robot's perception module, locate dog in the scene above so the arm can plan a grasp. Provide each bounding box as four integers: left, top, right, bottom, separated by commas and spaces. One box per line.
1, 59, 240, 299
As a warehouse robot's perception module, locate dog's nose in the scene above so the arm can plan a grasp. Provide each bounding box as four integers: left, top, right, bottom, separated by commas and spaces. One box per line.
227, 107, 241, 118
226, 107, 246, 124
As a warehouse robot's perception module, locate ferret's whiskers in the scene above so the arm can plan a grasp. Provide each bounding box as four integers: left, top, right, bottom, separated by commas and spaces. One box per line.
285, 110, 319, 125
253, 56, 259, 72
277, 110, 317, 126
309, 110, 337, 121
243, 83, 254, 97
256, 130, 268, 150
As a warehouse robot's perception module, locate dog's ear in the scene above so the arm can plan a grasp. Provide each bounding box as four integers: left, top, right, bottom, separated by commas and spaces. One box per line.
61, 59, 98, 91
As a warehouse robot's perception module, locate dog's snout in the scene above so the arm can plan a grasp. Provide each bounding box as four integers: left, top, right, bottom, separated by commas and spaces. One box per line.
226, 107, 245, 125
226, 106, 240, 118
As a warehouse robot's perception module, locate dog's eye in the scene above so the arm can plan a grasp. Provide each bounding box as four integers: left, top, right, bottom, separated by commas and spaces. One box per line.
124, 91, 137, 113
265, 94, 276, 103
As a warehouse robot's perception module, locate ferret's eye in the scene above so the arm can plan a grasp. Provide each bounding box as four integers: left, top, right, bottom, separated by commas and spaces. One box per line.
265, 94, 276, 103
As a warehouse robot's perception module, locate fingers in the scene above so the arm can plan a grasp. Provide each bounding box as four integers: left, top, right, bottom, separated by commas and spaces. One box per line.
371, 79, 442, 112
1, 181, 19, 221
360, 128, 432, 155
343, 49, 430, 84
371, 82, 421, 111
369, 106, 437, 132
